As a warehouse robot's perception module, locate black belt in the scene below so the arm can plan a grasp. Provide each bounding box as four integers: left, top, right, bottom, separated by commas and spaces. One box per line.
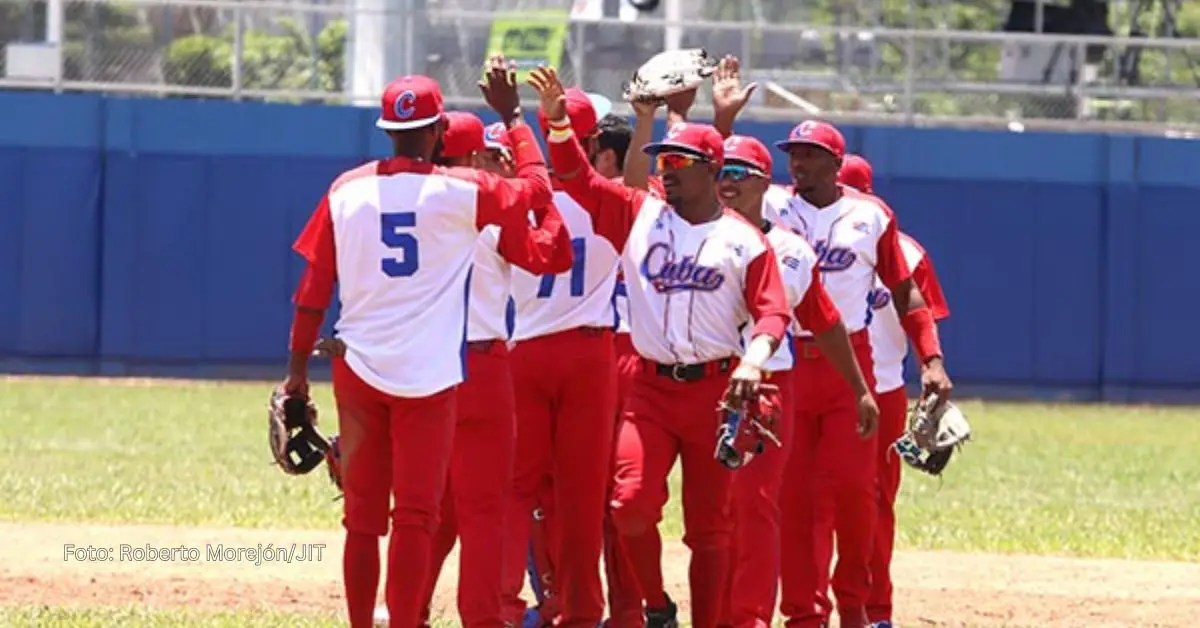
645, 357, 735, 383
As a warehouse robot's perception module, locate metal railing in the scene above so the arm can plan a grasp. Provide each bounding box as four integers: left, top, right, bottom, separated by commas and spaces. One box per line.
2, 0, 1199, 135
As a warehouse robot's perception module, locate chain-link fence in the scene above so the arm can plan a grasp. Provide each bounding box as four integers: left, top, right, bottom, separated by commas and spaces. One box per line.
2, 0, 1199, 134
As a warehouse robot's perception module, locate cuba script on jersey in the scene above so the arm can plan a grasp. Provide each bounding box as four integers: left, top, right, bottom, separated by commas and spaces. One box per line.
641, 241, 726, 293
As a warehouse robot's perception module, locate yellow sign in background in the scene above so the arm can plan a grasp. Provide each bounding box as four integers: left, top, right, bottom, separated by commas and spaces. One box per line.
485, 10, 570, 81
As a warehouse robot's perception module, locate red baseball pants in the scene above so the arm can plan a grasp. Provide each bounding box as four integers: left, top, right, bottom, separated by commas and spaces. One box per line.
611, 361, 742, 628
779, 332, 877, 628
502, 327, 617, 628
418, 341, 517, 628
332, 357, 457, 628
719, 368, 795, 628
604, 333, 653, 628
867, 386, 909, 624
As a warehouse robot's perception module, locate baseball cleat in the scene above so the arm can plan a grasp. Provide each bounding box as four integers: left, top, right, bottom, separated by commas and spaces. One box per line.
644, 594, 678, 628
869, 622, 894, 628
373, 605, 389, 627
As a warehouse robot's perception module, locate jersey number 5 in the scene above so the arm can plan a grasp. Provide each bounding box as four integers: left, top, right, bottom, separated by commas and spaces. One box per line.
381, 212, 419, 277
537, 237, 586, 298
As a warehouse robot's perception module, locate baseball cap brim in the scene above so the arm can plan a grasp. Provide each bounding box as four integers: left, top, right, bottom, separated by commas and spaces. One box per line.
587, 93, 613, 121
724, 157, 768, 173
774, 138, 839, 156
643, 141, 709, 159
375, 114, 442, 131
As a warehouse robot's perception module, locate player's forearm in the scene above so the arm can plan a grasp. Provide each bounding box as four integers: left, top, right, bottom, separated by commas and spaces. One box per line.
813, 320, 871, 397
546, 122, 592, 184
742, 333, 779, 370
712, 109, 736, 139
894, 280, 943, 363
287, 308, 323, 378
622, 113, 656, 190
500, 210, 574, 275
288, 262, 335, 372
507, 124, 553, 209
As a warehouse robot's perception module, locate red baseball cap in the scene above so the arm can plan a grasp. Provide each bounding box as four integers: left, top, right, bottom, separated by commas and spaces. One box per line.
377, 75, 445, 130
483, 121, 512, 155
440, 112, 486, 158
722, 135, 772, 173
537, 88, 612, 138
775, 120, 846, 160
838, 153, 874, 193
642, 122, 724, 164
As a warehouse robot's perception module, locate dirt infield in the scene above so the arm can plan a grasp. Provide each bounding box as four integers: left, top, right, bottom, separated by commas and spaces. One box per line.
2, 522, 1197, 627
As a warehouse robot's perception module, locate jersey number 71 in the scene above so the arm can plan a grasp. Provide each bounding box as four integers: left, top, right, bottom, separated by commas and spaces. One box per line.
380, 212, 419, 277
536, 237, 586, 299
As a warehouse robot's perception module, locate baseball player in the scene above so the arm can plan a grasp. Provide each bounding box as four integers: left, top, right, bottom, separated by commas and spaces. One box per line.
282, 61, 558, 628
408, 113, 573, 628
529, 67, 795, 628
605, 55, 758, 628
837, 154, 951, 628
499, 85, 623, 628
521, 111, 640, 628
715, 135, 876, 628
766, 121, 953, 628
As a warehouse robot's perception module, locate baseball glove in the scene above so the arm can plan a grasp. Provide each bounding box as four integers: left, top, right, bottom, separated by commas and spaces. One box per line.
714, 383, 782, 470
622, 48, 718, 103
892, 394, 972, 476
268, 387, 331, 475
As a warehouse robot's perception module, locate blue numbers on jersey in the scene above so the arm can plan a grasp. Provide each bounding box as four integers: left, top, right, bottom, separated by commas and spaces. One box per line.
380, 212, 419, 277
537, 237, 587, 298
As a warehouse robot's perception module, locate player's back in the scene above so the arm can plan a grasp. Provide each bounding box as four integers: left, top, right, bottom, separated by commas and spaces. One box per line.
509, 190, 620, 341
330, 164, 481, 397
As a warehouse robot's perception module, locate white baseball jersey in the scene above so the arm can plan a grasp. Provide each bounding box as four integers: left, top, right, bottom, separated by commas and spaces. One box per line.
466, 227, 512, 342
739, 223, 821, 372
293, 149, 552, 398
509, 191, 620, 341
765, 186, 910, 335
623, 203, 780, 364
869, 233, 950, 393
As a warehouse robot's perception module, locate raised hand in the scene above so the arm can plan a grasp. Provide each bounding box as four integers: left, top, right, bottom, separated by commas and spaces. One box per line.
526, 66, 568, 123
479, 53, 521, 124
712, 54, 757, 120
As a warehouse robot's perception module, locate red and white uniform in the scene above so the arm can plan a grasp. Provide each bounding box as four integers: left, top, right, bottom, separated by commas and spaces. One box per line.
420, 205, 573, 628
865, 232, 949, 625
501, 187, 623, 627
765, 186, 914, 628
723, 222, 842, 628
546, 122, 792, 628
290, 115, 556, 628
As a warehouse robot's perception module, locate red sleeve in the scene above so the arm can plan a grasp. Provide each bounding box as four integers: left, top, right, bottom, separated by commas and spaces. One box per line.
911, 254, 950, 320
472, 124, 553, 230
547, 131, 644, 252
289, 197, 338, 352
744, 249, 791, 342
793, 267, 841, 334
874, 210, 913, 291
495, 202, 574, 275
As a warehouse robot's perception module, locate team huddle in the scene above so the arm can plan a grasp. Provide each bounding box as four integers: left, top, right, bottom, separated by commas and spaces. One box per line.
282, 52, 953, 628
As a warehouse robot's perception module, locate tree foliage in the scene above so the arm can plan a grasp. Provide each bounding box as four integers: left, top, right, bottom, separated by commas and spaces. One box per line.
163, 16, 346, 100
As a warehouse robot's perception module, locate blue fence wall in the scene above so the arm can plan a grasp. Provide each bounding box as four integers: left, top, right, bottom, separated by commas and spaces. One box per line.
0, 91, 1197, 401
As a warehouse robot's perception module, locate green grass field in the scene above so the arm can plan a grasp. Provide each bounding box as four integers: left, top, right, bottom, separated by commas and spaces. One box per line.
1, 377, 1199, 627
2, 377, 1197, 560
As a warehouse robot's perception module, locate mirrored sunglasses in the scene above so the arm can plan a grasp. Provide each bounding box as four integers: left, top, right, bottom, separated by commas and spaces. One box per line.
718, 164, 767, 182
655, 152, 705, 172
